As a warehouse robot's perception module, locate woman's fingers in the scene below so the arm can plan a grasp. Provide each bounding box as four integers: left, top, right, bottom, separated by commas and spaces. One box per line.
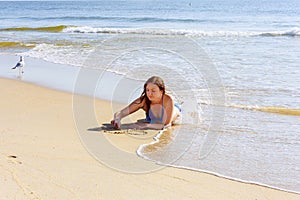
110, 120, 118, 129
111, 120, 115, 126
115, 120, 121, 129
111, 119, 121, 129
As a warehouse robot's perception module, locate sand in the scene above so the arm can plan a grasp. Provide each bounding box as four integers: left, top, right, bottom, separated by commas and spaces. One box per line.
0, 77, 299, 200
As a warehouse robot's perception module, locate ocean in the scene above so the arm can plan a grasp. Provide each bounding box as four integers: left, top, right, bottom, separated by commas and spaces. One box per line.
0, 0, 299, 194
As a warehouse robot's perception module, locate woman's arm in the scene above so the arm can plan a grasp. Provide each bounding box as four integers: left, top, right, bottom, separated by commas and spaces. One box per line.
162, 94, 175, 126
128, 122, 165, 130
111, 97, 144, 129
148, 123, 166, 130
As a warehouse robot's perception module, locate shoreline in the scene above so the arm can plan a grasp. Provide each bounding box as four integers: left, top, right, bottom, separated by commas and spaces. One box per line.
137, 128, 300, 196
1, 55, 300, 198
0, 54, 144, 105
156, 163, 300, 196
1, 78, 299, 199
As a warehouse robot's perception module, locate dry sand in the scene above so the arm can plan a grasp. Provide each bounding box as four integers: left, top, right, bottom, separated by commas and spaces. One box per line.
0, 78, 299, 200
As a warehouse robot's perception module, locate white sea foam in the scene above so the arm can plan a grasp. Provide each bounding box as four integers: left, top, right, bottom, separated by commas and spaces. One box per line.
260, 27, 300, 37
63, 26, 300, 37
21, 43, 94, 68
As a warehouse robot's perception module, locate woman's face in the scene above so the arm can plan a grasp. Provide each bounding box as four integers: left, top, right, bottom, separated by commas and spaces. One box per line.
146, 83, 163, 102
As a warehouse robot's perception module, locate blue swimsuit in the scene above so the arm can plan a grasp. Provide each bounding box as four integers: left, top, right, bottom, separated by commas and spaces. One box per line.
145, 101, 181, 124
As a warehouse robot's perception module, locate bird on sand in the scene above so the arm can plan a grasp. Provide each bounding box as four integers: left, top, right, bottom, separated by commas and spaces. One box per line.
12, 56, 25, 77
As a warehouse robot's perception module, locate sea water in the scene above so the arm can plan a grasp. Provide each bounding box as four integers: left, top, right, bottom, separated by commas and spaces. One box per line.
0, 0, 299, 193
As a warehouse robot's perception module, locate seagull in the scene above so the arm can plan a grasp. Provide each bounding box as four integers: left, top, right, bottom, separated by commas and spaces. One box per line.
12, 56, 25, 77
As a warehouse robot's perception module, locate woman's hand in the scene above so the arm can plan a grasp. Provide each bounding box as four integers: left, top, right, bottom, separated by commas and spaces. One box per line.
111, 112, 121, 129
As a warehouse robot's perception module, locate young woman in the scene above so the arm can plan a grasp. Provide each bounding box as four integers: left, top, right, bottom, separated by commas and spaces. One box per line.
111, 76, 181, 130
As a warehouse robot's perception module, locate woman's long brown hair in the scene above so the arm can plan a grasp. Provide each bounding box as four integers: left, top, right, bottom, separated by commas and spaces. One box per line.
138, 76, 166, 113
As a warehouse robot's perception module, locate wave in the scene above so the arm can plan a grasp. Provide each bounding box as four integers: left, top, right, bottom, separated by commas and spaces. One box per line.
260, 28, 300, 37
1, 25, 299, 37
0, 41, 90, 50
0, 41, 36, 49
229, 104, 300, 116
63, 26, 300, 37
0, 25, 67, 33
20, 43, 94, 68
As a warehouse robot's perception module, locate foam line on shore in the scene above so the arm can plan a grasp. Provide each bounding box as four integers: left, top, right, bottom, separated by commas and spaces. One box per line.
0, 54, 142, 104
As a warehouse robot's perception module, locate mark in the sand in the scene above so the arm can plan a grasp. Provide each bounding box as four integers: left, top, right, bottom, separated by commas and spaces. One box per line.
8, 155, 17, 159
104, 129, 147, 135
7, 155, 22, 164
88, 123, 147, 135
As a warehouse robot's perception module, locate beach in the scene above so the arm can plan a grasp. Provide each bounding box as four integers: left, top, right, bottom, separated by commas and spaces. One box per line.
0, 63, 299, 199
1, 0, 300, 198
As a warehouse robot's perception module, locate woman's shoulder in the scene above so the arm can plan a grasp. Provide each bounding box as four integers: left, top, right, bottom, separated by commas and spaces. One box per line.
163, 94, 175, 104
133, 96, 147, 110
133, 96, 145, 106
